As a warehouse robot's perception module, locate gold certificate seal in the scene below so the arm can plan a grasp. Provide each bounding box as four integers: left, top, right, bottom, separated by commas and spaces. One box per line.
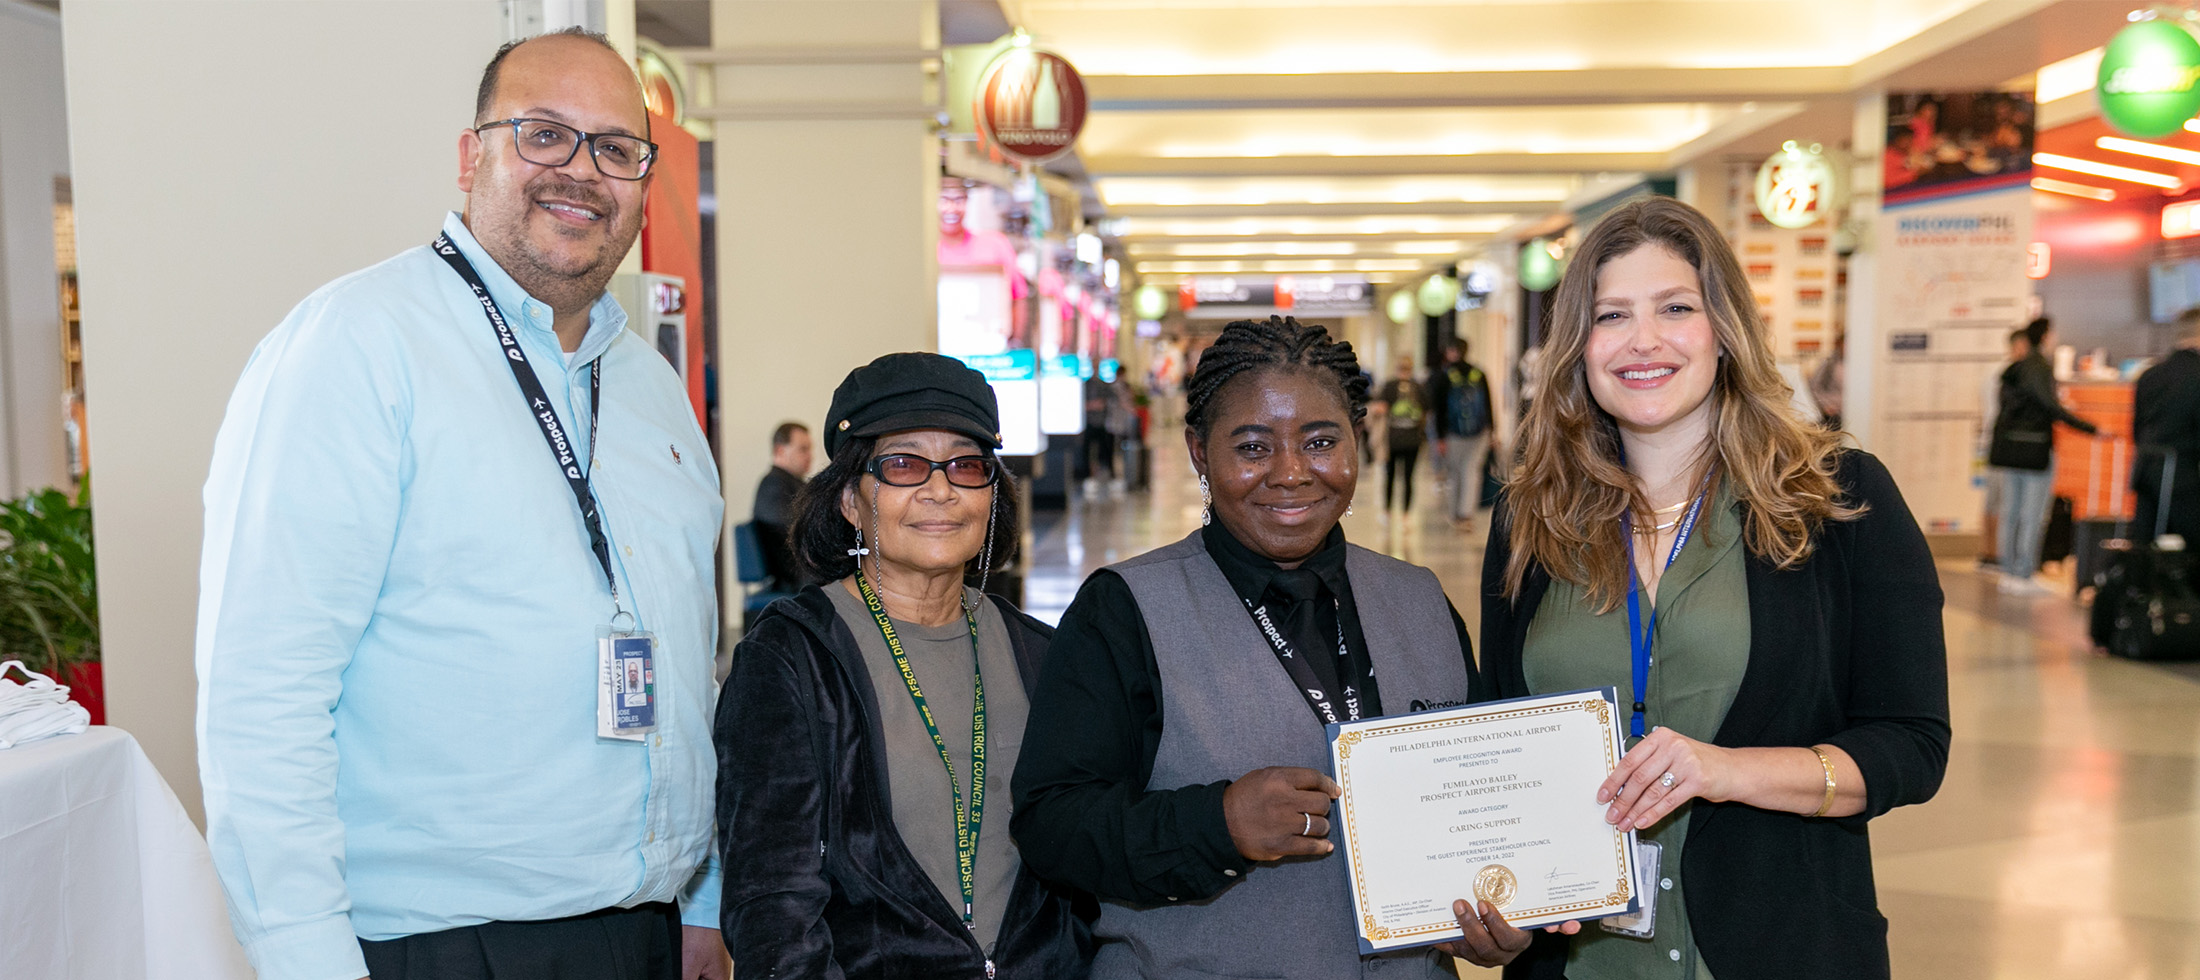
1472, 864, 1519, 909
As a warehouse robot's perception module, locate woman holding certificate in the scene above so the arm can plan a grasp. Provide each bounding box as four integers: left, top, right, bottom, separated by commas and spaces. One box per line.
1482, 197, 1950, 980
714, 353, 1094, 979
1013, 316, 1541, 978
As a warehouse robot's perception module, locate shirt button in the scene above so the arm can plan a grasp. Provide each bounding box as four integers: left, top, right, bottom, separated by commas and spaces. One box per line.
1167, 896, 1179, 902
1223, 870, 1238, 877
1668, 949, 1680, 962
1660, 877, 1673, 890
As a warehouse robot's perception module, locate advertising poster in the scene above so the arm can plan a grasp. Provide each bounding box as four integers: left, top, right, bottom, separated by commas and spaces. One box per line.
1871, 91, 2037, 534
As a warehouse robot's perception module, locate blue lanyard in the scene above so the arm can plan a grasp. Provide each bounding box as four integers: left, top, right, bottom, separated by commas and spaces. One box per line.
1622, 485, 1709, 739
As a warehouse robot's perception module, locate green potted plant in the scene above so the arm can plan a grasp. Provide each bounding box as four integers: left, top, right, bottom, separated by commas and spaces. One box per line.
0, 480, 101, 722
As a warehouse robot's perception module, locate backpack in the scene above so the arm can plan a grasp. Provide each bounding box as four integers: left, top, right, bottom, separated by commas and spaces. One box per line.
1446, 366, 1490, 437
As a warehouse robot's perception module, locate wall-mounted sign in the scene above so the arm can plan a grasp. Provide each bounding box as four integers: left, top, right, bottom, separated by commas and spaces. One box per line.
1519, 239, 1564, 292
2026, 242, 2052, 279
2096, 17, 2200, 138
1278, 276, 1373, 313
1754, 141, 1838, 230
977, 44, 1089, 165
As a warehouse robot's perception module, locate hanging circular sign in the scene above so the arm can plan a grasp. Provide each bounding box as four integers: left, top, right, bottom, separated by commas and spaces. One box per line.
2097, 18, 2200, 138
1132, 284, 1170, 320
636, 45, 687, 125
1416, 274, 1460, 317
1519, 239, 1563, 292
1385, 289, 1417, 325
977, 47, 1089, 164
1754, 141, 1838, 230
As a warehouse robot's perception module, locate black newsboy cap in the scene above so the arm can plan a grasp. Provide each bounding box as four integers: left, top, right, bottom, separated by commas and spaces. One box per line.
824, 352, 1003, 458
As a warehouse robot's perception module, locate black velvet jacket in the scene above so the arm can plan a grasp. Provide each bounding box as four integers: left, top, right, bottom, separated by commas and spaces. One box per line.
1481, 450, 1950, 980
714, 585, 1096, 980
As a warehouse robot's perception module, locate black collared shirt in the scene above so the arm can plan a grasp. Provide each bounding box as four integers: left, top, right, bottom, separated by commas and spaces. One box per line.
1009, 523, 1477, 906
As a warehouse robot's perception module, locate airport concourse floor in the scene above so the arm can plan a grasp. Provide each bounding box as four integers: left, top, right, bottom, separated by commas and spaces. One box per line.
1021, 446, 2200, 980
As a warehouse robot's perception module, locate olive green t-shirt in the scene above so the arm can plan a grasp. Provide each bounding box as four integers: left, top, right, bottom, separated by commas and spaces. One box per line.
827, 581, 1028, 954
1522, 487, 1749, 980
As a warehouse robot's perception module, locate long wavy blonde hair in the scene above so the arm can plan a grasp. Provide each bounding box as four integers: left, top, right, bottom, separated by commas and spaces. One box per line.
1502, 196, 1860, 608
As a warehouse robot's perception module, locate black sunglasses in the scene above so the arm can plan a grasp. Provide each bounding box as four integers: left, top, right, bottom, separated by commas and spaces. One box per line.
865, 453, 1000, 488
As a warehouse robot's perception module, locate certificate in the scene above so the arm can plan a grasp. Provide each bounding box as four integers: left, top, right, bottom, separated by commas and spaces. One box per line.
1327, 688, 1640, 951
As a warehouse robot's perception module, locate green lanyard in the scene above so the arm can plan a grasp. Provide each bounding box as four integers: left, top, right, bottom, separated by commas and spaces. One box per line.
854, 572, 988, 930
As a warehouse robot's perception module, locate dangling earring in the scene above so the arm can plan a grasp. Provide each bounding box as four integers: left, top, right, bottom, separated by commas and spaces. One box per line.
847, 527, 870, 559
1346, 502, 1356, 518
1199, 474, 1213, 527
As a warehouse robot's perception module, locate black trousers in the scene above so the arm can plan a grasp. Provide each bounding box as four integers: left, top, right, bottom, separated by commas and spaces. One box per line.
359, 902, 681, 980
1385, 444, 1421, 511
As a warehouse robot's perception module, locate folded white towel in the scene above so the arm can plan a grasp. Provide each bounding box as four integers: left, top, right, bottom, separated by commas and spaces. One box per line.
0, 659, 91, 749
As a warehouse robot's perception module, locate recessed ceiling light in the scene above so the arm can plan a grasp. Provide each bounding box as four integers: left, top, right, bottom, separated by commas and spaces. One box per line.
2030, 177, 2117, 202
2096, 137, 2200, 167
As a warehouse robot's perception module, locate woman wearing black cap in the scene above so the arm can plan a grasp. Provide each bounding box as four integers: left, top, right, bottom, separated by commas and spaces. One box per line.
714, 353, 1093, 979
1011, 317, 1548, 979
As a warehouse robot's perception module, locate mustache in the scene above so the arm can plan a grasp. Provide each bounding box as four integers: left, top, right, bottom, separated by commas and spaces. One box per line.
527, 177, 615, 216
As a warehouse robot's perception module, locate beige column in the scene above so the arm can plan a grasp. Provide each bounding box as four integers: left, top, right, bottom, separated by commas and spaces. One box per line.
708, 0, 941, 637
63, 1, 506, 820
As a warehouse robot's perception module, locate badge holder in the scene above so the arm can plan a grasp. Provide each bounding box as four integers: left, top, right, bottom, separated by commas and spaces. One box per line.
1599, 839, 1661, 939
597, 610, 657, 742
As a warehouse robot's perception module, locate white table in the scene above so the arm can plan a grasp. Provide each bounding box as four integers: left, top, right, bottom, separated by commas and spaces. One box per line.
0, 726, 255, 980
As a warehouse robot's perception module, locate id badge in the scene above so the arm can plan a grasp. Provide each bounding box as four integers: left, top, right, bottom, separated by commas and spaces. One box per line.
597, 628, 658, 741
1599, 839, 1661, 939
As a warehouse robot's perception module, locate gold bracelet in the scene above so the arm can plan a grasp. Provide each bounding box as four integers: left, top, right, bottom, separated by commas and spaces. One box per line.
1809, 746, 1837, 818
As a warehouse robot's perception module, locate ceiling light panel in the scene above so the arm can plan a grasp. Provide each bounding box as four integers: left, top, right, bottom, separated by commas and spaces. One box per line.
2032, 152, 2180, 189
1118, 214, 1518, 238
1080, 104, 1742, 159
1132, 241, 1365, 257
1018, 0, 1991, 76
2096, 137, 2200, 168
1135, 258, 1427, 274
1095, 175, 1578, 207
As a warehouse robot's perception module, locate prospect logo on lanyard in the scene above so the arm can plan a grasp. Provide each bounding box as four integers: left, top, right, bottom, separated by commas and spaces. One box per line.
430, 233, 657, 741
1621, 482, 1710, 740
853, 572, 995, 977
1242, 597, 1361, 725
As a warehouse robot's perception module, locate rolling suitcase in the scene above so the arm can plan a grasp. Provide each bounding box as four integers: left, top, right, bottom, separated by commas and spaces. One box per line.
2073, 440, 2128, 596
2100, 449, 2200, 661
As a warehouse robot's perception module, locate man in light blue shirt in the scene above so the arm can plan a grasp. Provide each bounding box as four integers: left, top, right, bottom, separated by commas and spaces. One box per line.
198, 29, 726, 980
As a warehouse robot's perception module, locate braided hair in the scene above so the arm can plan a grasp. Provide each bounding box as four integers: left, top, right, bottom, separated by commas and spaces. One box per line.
1184, 316, 1370, 440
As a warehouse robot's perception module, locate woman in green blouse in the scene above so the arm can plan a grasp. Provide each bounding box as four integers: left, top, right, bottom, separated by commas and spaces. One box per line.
1481, 197, 1950, 980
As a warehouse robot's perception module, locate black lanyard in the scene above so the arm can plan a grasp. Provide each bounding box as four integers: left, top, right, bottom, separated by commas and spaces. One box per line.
853, 572, 989, 939
430, 233, 619, 609
1242, 596, 1362, 725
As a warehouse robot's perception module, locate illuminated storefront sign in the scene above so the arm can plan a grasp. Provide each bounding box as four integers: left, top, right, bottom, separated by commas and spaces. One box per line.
1755, 141, 1837, 230
2163, 199, 2200, 239
1415, 274, 1460, 317
977, 44, 1089, 164
2096, 17, 2200, 138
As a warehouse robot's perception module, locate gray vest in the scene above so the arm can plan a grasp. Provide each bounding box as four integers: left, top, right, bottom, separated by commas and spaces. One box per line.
1097, 533, 1471, 980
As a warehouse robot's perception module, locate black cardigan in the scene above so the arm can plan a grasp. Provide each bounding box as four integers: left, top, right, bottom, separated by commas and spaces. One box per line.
714, 586, 1096, 980
1479, 450, 1950, 980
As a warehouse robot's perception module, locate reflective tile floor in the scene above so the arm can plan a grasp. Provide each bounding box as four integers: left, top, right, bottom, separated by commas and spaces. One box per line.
1023, 444, 2200, 980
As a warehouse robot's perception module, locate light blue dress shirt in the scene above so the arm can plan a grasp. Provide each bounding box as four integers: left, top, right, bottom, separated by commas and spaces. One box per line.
197, 213, 724, 980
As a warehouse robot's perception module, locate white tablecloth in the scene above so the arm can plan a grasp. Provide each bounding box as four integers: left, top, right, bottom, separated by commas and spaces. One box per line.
0, 726, 255, 980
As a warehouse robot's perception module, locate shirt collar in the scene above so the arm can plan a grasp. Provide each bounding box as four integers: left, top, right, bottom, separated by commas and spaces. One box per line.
438, 211, 628, 364
1202, 520, 1349, 607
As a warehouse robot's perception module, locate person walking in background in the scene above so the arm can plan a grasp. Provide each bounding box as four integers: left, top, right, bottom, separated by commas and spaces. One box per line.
1988, 316, 2099, 593
197, 29, 728, 980
1976, 328, 2028, 570
1375, 354, 1429, 513
1808, 332, 1845, 430
1428, 339, 1495, 530
2134, 308, 2200, 543
753, 421, 814, 593
1487, 196, 1947, 980
716, 354, 1093, 979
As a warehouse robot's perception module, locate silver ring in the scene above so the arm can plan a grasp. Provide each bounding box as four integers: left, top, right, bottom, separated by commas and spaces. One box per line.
1302, 812, 1314, 836
1659, 771, 1676, 789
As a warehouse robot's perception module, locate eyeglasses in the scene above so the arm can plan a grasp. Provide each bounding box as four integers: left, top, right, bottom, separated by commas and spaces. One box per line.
474, 117, 657, 180
866, 454, 1000, 488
